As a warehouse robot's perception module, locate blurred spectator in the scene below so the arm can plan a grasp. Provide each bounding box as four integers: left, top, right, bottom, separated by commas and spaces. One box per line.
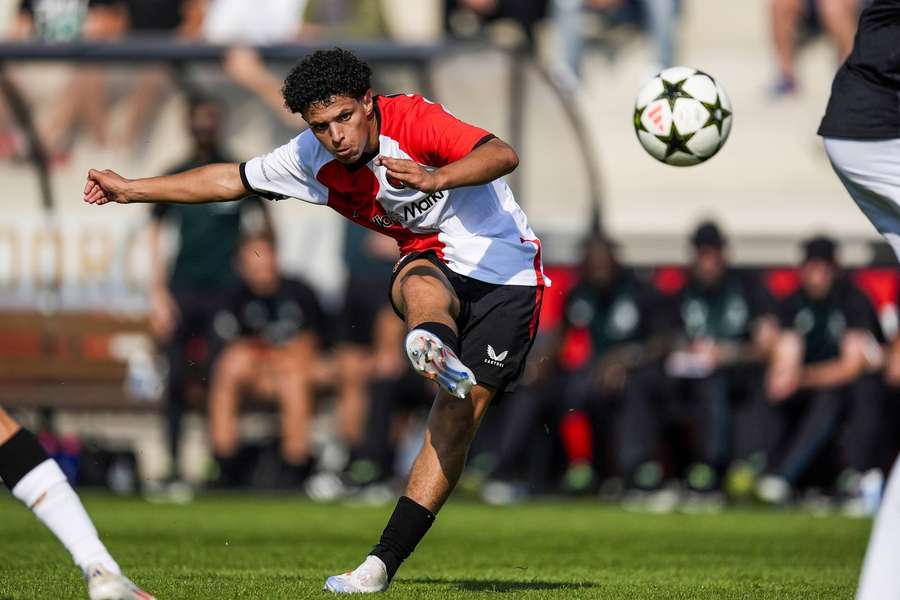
10, 0, 123, 162
482, 235, 667, 503
208, 232, 326, 489
148, 95, 270, 481
444, 0, 548, 47
620, 223, 779, 507
553, 0, 678, 87
112, 0, 206, 147
304, 0, 387, 39
770, 0, 859, 96
342, 317, 434, 499
203, 0, 308, 127
332, 224, 400, 465
759, 236, 886, 508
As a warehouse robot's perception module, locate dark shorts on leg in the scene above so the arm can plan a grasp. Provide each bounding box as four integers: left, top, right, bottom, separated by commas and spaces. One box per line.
390, 251, 544, 402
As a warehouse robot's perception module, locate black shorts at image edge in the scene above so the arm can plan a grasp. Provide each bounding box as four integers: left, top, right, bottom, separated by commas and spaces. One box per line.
390, 251, 544, 401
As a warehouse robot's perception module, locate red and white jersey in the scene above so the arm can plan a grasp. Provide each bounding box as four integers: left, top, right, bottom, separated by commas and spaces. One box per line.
240, 94, 548, 288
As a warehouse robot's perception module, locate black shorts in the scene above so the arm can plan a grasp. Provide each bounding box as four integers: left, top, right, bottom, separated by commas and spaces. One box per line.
389, 251, 544, 400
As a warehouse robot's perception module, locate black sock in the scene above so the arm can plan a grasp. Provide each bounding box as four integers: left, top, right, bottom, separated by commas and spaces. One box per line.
371, 496, 436, 580
0, 428, 49, 491
415, 321, 459, 355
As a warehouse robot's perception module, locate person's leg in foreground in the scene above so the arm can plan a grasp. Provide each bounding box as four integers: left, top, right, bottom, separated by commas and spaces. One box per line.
0, 408, 154, 600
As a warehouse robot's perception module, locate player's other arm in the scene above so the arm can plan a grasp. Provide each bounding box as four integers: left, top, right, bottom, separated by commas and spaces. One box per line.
83, 163, 246, 205
376, 138, 518, 194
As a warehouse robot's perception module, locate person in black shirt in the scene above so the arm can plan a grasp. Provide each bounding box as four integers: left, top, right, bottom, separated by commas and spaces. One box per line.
481, 235, 665, 502
821, 1, 900, 256
148, 96, 269, 480
208, 232, 326, 488
759, 236, 886, 505
623, 222, 779, 503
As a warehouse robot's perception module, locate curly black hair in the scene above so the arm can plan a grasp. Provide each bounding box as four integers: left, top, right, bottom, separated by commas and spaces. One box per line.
282, 48, 372, 117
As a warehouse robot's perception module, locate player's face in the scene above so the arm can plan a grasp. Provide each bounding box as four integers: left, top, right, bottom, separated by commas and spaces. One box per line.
305, 91, 375, 164
693, 246, 725, 287
800, 259, 835, 299
239, 239, 280, 294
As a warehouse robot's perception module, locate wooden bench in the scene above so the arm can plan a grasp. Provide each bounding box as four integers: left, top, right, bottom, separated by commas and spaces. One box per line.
0, 312, 160, 412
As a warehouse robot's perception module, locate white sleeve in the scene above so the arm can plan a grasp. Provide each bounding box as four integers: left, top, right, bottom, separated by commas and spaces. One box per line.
240, 136, 327, 205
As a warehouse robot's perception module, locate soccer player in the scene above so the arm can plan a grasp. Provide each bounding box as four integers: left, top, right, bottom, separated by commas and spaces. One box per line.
83, 48, 547, 594
818, 1, 900, 597
0, 408, 154, 599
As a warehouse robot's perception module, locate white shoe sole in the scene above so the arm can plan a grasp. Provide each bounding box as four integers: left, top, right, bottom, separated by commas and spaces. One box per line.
405, 329, 476, 399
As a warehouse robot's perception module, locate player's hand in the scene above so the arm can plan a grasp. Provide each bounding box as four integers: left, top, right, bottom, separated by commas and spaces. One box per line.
83, 169, 131, 205
374, 156, 442, 194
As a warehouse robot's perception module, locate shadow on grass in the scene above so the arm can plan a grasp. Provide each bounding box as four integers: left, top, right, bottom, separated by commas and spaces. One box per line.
407, 578, 599, 593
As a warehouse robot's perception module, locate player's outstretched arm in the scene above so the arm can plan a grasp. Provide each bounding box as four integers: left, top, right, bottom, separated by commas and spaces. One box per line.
375, 138, 518, 194
83, 163, 247, 205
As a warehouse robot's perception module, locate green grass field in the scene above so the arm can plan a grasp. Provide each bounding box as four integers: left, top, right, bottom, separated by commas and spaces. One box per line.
0, 493, 873, 599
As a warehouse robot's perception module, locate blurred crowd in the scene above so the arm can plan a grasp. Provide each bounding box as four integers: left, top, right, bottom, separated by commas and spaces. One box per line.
0, 0, 873, 161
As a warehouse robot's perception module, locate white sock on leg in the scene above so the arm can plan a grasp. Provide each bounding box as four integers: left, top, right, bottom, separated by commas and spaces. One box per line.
12, 459, 120, 576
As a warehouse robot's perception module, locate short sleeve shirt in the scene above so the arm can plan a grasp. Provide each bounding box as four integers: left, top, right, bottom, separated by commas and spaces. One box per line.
213, 278, 325, 347
240, 94, 548, 288
563, 270, 662, 357
152, 154, 266, 291
779, 279, 885, 364
818, 0, 900, 139
676, 270, 776, 343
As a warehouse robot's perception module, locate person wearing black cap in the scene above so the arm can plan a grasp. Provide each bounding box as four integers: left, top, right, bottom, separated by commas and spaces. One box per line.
622, 221, 779, 507
481, 235, 667, 503
759, 235, 886, 510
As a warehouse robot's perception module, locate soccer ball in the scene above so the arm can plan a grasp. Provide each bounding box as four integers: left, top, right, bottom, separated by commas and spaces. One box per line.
633, 66, 732, 167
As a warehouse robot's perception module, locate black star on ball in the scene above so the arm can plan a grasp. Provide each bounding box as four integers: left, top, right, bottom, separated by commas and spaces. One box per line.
658, 124, 696, 159
653, 78, 691, 111
701, 94, 732, 137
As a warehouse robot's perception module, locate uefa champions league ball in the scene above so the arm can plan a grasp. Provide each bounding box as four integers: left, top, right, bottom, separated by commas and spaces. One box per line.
633, 66, 733, 167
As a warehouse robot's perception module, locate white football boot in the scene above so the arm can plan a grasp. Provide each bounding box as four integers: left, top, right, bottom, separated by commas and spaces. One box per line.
323, 555, 389, 594
404, 329, 476, 399
86, 564, 156, 600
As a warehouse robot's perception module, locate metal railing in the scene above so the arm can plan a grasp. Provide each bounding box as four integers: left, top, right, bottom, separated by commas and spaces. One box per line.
0, 38, 604, 230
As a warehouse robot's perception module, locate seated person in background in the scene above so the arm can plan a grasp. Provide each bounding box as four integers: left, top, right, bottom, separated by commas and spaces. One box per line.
664, 223, 778, 497
444, 0, 548, 46
13, 0, 124, 162
208, 232, 326, 489
617, 223, 778, 508
482, 235, 666, 503
149, 95, 269, 483
770, 0, 858, 96
342, 310, 436, 500
760, 235, 886, 507
332, 223, 400, 472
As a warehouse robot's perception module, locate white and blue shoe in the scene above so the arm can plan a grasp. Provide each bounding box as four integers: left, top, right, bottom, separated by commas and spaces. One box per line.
404, 329, 476, 399
86, 564, 156, 600
324, 555, 389, 594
